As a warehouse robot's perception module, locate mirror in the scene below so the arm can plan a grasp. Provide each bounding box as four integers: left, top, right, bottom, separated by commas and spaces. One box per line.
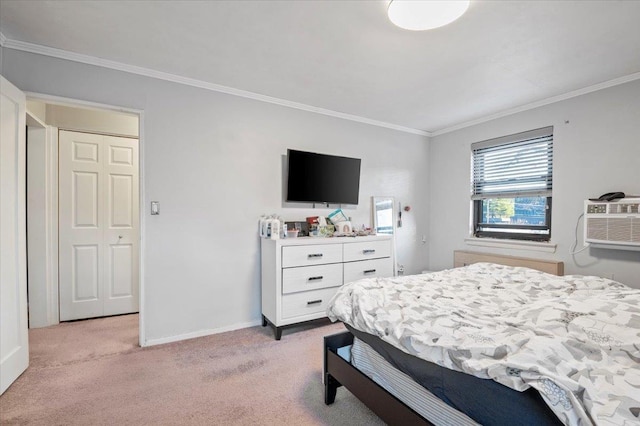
372, 196, 395, 235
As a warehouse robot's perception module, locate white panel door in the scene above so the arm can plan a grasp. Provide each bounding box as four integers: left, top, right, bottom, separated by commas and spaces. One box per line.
59, 131, 139, 321
59, 131, 104, 320
104, 136, 139, 316
0, 75, 29, 394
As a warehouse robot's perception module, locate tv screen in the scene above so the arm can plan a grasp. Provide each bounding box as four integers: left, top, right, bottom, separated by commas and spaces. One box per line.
286, 149, 361, 205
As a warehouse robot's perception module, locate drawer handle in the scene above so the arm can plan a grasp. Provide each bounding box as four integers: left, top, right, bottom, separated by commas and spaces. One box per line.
307, 299, 322, 306
363, 249, 376, 254
308, 276, 324, 281
308, 253, 324, 258
364, 269, 376, 274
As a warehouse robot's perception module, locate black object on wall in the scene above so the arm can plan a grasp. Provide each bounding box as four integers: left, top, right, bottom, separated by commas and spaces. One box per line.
286, 149, 361, 205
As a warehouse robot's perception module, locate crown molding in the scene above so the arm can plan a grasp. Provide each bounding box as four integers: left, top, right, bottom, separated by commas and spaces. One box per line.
431, 71, 640, 137
2, 37, 430, 137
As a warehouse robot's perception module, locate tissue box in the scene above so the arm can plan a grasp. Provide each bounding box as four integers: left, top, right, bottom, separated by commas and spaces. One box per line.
328, 209, 348, 224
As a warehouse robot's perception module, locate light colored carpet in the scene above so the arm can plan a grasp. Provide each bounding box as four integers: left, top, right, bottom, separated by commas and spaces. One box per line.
0, 315, 386, 425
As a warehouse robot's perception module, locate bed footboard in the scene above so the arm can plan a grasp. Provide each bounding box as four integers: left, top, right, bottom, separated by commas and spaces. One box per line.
323, 331, 352, 404
323, 331, 431, 425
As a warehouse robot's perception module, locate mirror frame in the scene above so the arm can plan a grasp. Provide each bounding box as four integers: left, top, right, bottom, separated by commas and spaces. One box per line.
371, 196, 395, 235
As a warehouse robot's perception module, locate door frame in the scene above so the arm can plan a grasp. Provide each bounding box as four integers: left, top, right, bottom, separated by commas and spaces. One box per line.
24, 92, 147, 347
25, 110, 57, 328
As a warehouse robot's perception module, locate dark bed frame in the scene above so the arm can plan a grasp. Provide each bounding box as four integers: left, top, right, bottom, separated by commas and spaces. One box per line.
324, 331, 433, 426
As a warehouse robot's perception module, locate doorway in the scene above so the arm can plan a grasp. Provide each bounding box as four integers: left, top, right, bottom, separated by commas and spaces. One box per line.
25, 97, 142, 332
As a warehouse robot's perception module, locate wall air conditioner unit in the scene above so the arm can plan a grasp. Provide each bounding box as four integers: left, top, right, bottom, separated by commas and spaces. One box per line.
584, 198, 640, 251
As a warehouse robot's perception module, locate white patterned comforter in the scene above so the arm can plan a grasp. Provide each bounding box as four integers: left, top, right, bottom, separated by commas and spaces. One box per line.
326, 263, 640, 426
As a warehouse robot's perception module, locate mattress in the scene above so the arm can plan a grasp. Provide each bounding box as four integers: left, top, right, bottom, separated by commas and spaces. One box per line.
350, 336, 479, 426
348, 324, 561, 426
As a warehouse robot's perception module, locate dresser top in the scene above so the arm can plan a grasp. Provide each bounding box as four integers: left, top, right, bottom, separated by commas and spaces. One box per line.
261, 234, 392, 247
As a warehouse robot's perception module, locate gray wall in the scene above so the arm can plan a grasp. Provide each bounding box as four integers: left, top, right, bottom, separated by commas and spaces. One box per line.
429, 79, 640, 287
1, 48, 430, 343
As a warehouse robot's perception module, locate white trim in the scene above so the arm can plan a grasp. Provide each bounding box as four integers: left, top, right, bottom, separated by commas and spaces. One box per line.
0, 31, 6, 46
464, 237, 557, 253
24, 120, 59, 328
4, 37, 429, 137
138, 111, 146, 347
26, 109, 46, 127
46, 126, 59, 326
25, 121, 46, 328
144, 320, 262, 347
432, 72, 640, 136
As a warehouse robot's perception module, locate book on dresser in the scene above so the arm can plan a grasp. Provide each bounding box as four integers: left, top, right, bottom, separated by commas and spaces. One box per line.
261, 235, 394, 340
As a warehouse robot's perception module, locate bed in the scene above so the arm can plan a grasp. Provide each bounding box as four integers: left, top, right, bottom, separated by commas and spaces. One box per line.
323, 251, 640, 425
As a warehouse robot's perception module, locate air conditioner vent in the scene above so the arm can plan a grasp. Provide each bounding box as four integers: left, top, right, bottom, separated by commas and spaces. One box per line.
610, 203, 640, 214
607, 218, 632, 242
586, 217, 607, 240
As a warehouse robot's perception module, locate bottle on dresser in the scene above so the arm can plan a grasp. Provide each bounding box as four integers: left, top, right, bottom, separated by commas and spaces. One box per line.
259, 215, 285, 240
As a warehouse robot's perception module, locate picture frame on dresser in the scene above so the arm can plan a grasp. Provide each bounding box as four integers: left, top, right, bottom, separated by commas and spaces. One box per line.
260, 235, 394, 340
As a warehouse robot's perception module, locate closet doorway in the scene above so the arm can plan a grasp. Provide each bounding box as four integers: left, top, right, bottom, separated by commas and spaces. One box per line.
25, 99, 141, 325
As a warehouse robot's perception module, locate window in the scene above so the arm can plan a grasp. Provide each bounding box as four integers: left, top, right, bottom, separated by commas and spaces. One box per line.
471, 127, 553, 241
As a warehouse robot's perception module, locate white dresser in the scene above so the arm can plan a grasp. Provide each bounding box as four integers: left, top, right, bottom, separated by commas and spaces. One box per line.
261, 235, 394, 339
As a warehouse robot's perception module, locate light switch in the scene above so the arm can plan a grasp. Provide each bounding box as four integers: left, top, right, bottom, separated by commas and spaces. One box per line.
151, 201, 160, 215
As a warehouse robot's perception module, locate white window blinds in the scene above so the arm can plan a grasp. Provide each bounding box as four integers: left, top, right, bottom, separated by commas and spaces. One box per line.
472, 126, 553, 200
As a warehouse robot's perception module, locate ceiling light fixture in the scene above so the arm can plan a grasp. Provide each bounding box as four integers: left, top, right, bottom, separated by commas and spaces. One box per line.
387, 0, 470, 31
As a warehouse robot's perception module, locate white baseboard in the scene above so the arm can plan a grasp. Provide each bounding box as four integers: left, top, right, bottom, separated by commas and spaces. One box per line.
142, 319, 262, 347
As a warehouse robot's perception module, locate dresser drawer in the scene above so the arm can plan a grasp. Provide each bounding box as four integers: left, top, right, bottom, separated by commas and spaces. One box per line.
344, 257, 394, 284
282, 263, 343, 294
343, 240, 391, 262
282, 244, 342, 268
281, 287, 338, 320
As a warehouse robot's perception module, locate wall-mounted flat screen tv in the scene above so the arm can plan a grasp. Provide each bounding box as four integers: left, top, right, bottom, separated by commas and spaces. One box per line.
286, 149, 361, 205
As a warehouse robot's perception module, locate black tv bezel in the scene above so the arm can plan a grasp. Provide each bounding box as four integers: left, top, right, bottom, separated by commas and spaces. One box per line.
285, 149, 361, 205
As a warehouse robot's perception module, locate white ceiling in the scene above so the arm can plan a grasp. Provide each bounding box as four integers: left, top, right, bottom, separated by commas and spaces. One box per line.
1, 0, 639, 134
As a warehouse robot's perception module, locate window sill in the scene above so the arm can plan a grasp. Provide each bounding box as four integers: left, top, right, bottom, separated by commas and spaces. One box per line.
464, 237, 557, 253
